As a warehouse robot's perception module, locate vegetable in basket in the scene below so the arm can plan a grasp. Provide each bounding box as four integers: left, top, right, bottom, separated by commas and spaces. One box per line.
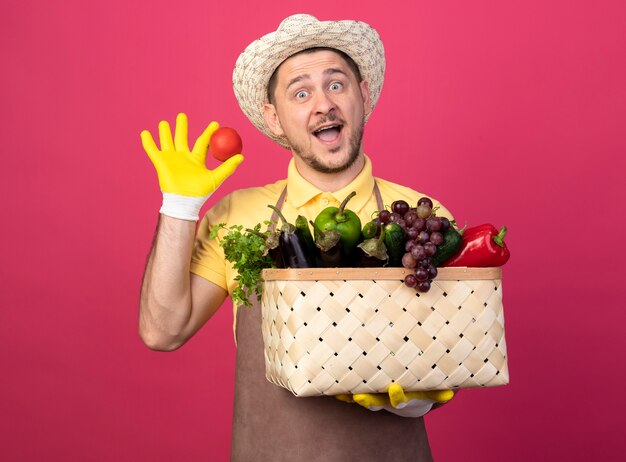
431, 226, 463, 267
246, 227, 284, 268
356, 224, 388, 267
268, 205, 315, 268
383, 221, 407, 267
361, 218, 381, 239
445, 224, 510, 267
313, 191, 362, 262
209, 224, 273, 307
309, 220, 343, 267
295, 215, 316, 258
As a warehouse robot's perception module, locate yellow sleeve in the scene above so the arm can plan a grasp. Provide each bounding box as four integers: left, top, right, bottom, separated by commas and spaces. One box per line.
190, 195, 232, 292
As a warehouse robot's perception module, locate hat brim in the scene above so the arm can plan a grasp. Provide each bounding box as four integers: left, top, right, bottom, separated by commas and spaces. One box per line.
233, 15, 385, 148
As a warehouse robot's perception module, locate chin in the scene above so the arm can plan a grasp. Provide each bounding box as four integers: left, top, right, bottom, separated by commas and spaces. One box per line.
306, 148, 359, 174
291, 135, 362, 174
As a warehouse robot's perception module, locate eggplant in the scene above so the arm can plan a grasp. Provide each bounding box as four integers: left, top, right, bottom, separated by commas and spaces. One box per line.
268, 206, 314, 268
356, 226, 388, 267
310, 220, 343, 267
246, 227, 284, 268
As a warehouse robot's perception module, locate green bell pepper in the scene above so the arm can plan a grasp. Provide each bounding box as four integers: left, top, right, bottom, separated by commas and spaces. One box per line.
313, 191, 362, 262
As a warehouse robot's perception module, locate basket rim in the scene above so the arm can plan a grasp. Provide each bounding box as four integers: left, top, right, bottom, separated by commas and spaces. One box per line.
262, 267, 502, 281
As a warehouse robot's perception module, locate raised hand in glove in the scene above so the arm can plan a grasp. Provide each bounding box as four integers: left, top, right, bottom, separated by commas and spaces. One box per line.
141, 113, 244, 221
337, 384, 455, 418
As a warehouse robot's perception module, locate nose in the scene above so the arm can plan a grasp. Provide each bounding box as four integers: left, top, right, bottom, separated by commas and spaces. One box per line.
312, 90, 336, 115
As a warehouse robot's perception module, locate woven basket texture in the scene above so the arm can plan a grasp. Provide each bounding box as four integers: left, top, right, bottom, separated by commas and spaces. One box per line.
261, 268, 508, 397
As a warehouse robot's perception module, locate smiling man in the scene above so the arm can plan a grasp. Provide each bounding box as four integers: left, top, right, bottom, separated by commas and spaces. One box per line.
264, 48, 368, 179
140, 14, 455, 461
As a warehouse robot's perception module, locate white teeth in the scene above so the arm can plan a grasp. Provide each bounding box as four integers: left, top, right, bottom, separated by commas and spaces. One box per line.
315, 125, 340, 133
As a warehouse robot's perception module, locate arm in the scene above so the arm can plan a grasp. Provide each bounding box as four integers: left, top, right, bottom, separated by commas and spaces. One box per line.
139, 215, 228, 351
138, 113, 243, 351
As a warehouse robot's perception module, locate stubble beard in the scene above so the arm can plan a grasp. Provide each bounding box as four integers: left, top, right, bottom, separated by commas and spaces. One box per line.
287, 115, 365, 174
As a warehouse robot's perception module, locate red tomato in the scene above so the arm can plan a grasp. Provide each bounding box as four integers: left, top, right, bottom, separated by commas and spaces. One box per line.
210, 127, 243, 161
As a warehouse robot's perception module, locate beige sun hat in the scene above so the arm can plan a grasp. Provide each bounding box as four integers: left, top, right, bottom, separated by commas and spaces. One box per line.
232, 14, 386, 148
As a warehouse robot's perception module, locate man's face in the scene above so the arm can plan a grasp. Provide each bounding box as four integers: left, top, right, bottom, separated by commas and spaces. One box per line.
263, 49, 370, 174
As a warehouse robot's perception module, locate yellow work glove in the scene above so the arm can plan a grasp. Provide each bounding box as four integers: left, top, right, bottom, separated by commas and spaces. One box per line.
141, 113, 244, 221
337, 384, 455, 418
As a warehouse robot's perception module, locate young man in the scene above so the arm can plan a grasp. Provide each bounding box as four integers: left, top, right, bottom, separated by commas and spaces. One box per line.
140, 14, 454, 461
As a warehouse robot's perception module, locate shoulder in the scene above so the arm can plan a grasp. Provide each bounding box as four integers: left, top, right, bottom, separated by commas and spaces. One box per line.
374, 177, 455, 220
203, 179, 288, 226
228, 179, 287, 203
375, 177, 424, 200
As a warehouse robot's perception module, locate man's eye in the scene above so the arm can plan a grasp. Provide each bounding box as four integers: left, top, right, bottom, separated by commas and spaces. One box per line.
329, 82, 343, 91
295, 90, 309, 99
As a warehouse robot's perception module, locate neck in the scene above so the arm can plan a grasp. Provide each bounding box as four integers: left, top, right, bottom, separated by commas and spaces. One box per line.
293, 154, 365, 192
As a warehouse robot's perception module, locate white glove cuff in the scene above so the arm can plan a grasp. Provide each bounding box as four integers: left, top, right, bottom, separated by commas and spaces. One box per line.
160, 192, 211, 221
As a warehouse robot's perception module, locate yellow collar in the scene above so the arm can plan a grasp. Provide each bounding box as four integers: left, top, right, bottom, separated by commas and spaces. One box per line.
286, 155, 376, 211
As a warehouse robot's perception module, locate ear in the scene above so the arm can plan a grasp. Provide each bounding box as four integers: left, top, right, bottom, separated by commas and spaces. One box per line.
263, 103, 284, 137
359, 80, 371, 117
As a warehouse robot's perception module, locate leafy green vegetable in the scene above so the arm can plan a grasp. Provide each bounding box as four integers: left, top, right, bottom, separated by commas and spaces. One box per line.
210, 223, 273, 307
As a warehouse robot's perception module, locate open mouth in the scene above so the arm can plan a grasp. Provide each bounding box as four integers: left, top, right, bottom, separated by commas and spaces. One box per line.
313, 124, 343, 143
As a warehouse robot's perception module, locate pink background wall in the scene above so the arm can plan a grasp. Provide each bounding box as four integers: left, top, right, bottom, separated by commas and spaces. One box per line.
2, 0, 625, 460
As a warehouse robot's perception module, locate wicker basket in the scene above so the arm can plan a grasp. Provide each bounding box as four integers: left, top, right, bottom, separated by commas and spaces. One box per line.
261, 267, 509, 397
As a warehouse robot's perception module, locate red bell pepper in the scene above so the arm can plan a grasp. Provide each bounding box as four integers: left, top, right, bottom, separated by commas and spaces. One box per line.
445, 224, 510, 267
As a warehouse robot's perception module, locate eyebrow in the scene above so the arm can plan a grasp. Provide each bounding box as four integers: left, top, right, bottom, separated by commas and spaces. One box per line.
285, 68, 348, 91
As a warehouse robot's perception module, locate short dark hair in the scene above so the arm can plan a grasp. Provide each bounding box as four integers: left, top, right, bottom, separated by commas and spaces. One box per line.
266, 47, 362, 105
